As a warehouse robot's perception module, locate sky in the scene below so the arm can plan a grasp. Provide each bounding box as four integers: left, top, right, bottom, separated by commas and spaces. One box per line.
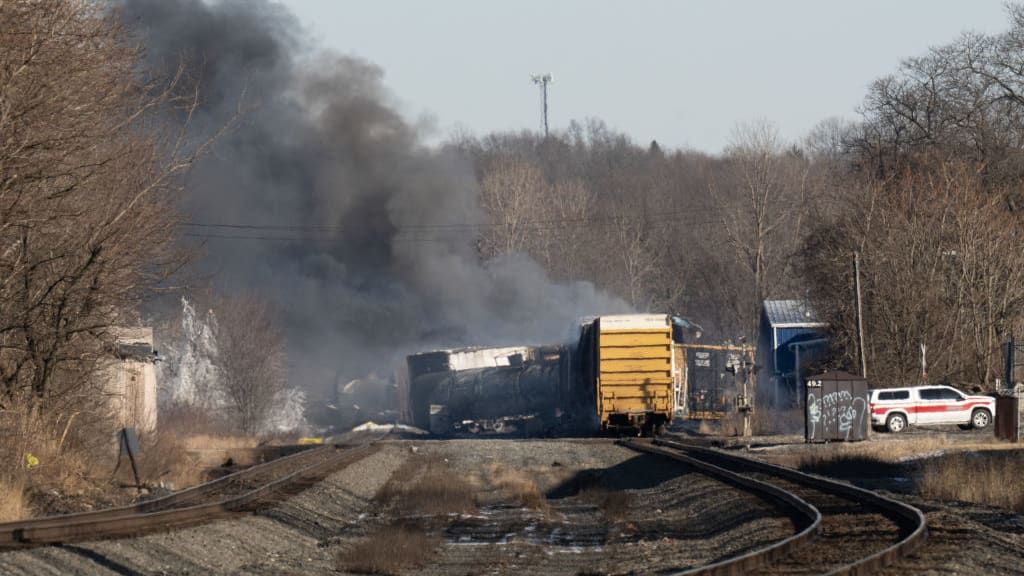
278, 0, 1012, 153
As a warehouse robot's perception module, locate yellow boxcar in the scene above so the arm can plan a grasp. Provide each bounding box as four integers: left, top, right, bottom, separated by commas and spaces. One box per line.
594, 314, 674, 433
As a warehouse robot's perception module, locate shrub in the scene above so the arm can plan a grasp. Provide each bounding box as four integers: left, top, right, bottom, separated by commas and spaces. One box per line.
335, 526, 440, 575
918, 452, 1024, 513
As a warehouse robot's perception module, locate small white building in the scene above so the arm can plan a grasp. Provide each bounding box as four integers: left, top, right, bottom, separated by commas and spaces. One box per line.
105, 327, 158, 432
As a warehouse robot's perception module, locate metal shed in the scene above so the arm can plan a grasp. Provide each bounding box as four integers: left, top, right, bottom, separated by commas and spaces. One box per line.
805, 371, 869, 442
756, 300, 829, 408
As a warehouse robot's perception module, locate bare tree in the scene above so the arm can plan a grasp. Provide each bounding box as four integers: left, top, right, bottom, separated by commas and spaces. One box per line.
212, 294, 287, 435
0, 1, 204, 417
710, 121, 811, 336
478, 159, 545, 258
853, 5, 1024, 190
520, 177, 593, 281
803, 156, 1024, 386
457, 124, 746, 334
477, 157, 603, 286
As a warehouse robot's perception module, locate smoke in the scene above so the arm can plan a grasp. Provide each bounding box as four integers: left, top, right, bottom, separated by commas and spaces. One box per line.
121, 0, 628, 405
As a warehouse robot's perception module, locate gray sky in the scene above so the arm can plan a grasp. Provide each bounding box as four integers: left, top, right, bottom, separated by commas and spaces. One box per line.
278, 0, 1011, 152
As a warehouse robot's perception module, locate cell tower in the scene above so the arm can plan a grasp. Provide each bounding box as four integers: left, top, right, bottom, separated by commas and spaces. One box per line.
530, 73, 553, 137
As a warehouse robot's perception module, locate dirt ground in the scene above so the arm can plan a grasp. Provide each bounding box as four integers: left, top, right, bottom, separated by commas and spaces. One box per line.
4, 429, 1019, 575
0, 438, 794, 576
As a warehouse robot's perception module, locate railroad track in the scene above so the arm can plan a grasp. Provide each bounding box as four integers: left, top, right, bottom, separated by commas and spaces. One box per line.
621, 438, 927, 576
0, 431, 389, 549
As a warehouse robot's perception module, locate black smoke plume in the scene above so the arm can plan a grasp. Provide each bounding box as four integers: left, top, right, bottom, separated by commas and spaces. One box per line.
121, 0, 628, 409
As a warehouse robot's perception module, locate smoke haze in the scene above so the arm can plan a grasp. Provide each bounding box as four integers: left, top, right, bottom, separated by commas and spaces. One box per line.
121, 0, 629, 405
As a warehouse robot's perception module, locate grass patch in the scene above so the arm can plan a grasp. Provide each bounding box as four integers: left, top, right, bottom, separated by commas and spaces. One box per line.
771, 435, 993, 470
766, 436, 1024, 513
919, 452, 1024, 513
795, 454, 907, 478
578, 486, 631, 521
0, 402, 275, 520
484, 463, 550, 514
375, 454, 477, 517
1, 408, 114, 513
0, 475, 27, 522
335, 526, 441, 575
343, 453, 477, 573
133, 431, 205, 490
179, 434, 260, 451
145, 405, 266, 490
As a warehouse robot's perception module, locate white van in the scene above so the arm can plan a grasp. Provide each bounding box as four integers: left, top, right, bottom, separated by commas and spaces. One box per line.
869, 385, 995, 433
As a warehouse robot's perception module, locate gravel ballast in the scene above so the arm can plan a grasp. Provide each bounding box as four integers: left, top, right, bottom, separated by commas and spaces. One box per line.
0, 438, 798, 575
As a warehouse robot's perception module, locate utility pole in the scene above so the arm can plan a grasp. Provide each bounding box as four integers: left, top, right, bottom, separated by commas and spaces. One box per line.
1006, 333, 1015, 390
531, 73, 552, 137
921, 342, 928, 384
854, 251, 867, 378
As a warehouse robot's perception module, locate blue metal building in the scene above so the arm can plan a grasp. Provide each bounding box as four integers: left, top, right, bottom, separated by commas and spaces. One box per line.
756, 300, 829, 407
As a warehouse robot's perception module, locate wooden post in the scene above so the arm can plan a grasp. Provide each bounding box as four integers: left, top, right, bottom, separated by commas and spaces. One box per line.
115, 427, 142, 491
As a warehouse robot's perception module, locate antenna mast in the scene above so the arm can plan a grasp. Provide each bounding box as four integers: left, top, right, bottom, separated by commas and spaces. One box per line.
530, 73, 552, 137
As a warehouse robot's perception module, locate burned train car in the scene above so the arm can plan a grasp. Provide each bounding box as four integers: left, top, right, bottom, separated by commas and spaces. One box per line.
404, 345, 584, 435
402, 314, 697, 436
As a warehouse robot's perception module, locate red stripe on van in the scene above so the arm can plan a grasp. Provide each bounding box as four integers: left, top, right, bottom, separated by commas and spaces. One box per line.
871, 401, 990, 416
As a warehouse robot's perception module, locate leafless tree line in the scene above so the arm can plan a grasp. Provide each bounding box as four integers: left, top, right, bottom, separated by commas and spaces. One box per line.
0, 1, 194, 422
803, 158, 1024, 387
458, 4, 1024, 389
0, 0, 287, 432
209, 294, 288, 435
154, 293, 290, 436
8, 0, 1024, 452
803, 4, 1024, 387
454, 118, 816, 341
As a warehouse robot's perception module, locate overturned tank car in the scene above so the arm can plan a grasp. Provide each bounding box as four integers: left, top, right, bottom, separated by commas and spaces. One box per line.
404, 345, 589, 435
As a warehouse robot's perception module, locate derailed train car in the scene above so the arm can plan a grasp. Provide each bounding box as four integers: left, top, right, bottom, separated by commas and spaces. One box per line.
404, 345, 584, 435
682, 344, 751, 420
577, 314, 681, 434
403, 314, 685, 436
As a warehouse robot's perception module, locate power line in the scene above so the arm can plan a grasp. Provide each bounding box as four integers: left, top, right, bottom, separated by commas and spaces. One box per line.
181, 212, 725, 244
180, 205, 724, 233
182, 190, 836, 235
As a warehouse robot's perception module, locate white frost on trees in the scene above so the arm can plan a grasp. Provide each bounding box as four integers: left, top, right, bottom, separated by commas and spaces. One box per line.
157, 296, 307, 433
158, 297, 222, 410
264, 386, 307, 433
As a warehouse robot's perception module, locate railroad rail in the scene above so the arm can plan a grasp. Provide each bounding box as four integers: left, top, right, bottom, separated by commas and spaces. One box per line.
621, 438, 927, 576
0, 431, 389, 549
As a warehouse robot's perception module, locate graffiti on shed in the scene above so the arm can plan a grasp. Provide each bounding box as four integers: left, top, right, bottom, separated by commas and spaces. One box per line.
805, 371, 869, 442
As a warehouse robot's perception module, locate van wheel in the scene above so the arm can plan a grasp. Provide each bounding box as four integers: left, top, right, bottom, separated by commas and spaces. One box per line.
970, 409, 991, 430
886, 413, 907, 433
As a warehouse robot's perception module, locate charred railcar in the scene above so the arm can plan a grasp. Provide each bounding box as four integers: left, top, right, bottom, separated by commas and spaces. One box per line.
405, 345, 585, 435
402, 314, 691, 436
